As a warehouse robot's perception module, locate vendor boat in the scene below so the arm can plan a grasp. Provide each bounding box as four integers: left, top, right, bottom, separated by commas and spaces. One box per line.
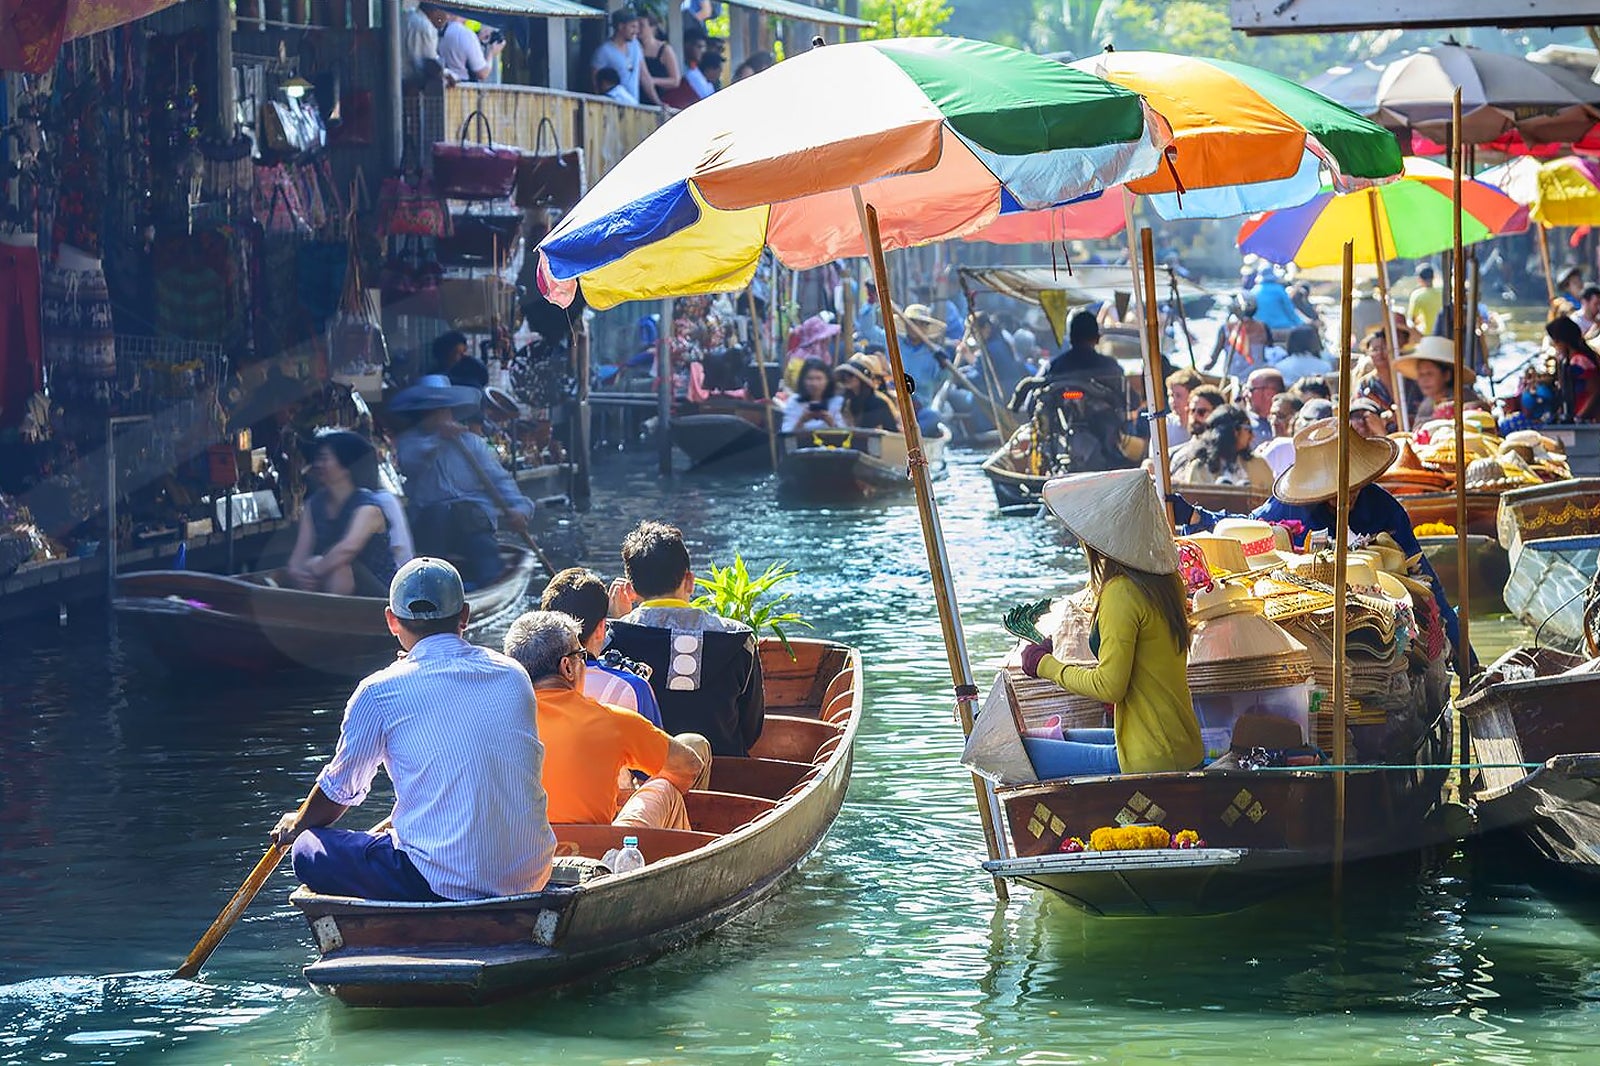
777, 426, 948, 503
1417, 533, 1509, 618
113, 547, 538, 675
290, 637, 861, 1007
1498, 478, 1600, 654
1457, 646, 1600, 875
1392, 490, 1502, 538
670, 397, 776, 470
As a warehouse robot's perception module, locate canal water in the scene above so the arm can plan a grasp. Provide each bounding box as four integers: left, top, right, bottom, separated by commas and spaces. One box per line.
1, 449, 1593, 1066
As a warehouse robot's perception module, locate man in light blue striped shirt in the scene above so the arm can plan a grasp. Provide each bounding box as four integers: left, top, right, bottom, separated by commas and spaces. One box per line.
272, 558, 556, 901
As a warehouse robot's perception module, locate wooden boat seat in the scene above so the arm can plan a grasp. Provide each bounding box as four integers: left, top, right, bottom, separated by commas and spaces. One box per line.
553, 824, 718, 862
763, 642, 852, 717
684, 789, 777, 834
748, 715, 843, 764
708, 756, 812, 800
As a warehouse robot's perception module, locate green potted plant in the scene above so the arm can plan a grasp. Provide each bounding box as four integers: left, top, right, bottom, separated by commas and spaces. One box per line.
693, 555, 811, 659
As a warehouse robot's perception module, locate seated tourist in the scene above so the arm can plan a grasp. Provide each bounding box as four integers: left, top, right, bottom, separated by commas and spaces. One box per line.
781, 356, 845, 433
540, 566, 662, 726
606, 520, 766, 757
1169, 406, 1275, 494
271, 558, 556, 900
286, 429, 398, 596
833, 356, 900, 432
504, 611, 709, 830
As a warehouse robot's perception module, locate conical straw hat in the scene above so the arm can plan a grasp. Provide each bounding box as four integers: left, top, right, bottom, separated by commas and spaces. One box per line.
1274, 418, 1399, 505
1042, 469, 1178, 575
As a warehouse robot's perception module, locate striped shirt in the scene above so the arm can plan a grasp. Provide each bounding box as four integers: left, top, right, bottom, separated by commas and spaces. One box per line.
316, 634, 556, 900
583, 659, 662, 727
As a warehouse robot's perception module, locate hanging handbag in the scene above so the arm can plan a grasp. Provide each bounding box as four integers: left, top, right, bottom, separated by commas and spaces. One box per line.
514, 117, 585, 210
377, 171, 450, 238
252, 164, 311, 237
436, 211, 522, 269
380, 238, 443, 318
327, 205, 389, 371
432, 109, 520, 201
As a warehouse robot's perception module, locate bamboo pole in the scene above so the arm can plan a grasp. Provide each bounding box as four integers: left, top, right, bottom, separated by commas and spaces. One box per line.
1451, 88, 1474, 765
1139, 227, 1173, 505
858, 198, 1009, 902
1367, 191, 1410, 432
840, 266, 857, 362
1537, 225, 1557, 308
658, 297, 673, 475
744, 289, 782, 473
1167, 267, 1198, 371
1332, 238, 1355, 896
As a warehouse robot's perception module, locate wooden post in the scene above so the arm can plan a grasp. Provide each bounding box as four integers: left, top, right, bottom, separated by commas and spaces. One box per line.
658, 297, 673, 475
572, 315, 592, 503
1332, 238, 1355, 895
840, 266, 857, 362
1451, 88, 1473, 762
1367, 191, 1409, 432
215, 0, 235, 139
1167, 267, 1198, 371
1538, 225, 1557, 308
745, 289, 781, 472
860, 197, 1008, 901
547, 18, 569, 93
1139, 227, 1173, 504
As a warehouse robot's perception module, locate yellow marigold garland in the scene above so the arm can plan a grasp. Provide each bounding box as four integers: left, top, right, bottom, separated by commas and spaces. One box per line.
1089, 825, 1171, 851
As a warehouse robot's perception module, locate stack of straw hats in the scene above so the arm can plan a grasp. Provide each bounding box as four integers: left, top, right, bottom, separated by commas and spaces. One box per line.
1187, 582, 1313, 694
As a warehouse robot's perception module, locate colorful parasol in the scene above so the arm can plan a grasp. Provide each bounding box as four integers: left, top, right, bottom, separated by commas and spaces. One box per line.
963, 190, 1126, 244
1530, 156, 1600, 227
1374, 44, 1600, 148
1066, 51, 1404, 220
536, 37, 1170, 310
1235, 157, 1527, 269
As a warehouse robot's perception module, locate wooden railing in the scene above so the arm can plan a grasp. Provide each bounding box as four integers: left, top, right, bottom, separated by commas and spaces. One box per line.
442, 83, 665, 192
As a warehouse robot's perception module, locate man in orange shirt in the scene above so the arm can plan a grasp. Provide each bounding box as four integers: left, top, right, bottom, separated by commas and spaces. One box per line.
505, 611, 709, 829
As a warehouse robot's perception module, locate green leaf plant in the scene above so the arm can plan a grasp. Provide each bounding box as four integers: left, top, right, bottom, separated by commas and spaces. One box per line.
692, 555, 812, 660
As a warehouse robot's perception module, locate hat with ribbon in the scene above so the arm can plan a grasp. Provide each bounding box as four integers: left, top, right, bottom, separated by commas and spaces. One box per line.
1213, 518, 1295, 569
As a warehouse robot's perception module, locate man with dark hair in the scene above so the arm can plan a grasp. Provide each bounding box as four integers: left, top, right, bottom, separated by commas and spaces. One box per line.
270, 558, 555, 901
698, 51, 724, 92
595, 65, 636, 105
431, 330, 488, 389
540, 567, 661, 726
1574, 283, 1600, 339
606, 521, 765, 757
504, 611, 708, 830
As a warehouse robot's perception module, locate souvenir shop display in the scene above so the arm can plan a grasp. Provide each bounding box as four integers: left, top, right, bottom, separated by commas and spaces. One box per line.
431, 110, 519, 201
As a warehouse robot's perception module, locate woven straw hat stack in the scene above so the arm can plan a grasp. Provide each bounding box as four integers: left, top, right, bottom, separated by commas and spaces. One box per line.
1186, 583, 1314, 694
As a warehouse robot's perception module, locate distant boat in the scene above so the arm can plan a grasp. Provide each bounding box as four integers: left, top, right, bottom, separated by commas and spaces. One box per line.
1498, 477, 1600, 654
670, 398, 776, 470
778, 425, 948, 503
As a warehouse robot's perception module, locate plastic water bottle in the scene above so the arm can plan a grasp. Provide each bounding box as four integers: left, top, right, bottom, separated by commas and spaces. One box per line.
612, 835, 645, 874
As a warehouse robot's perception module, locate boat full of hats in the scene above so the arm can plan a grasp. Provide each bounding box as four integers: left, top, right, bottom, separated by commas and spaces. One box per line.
964, 463, 1453, 917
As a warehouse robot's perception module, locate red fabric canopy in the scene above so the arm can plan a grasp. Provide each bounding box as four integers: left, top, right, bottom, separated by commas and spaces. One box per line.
1, 0, 179, 73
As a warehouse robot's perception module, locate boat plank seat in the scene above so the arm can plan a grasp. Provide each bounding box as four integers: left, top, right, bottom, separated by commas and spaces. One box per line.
762, 642, 851, 717
709, 756, 812, 800
748, 715, 844, 764
684, 789, 777, 834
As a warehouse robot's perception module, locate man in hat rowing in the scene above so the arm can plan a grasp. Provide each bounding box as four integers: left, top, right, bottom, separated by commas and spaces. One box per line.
391, 376, 534, 589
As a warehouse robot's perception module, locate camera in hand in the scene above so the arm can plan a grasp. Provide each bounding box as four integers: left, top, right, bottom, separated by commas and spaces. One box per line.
808, 402, 826, 412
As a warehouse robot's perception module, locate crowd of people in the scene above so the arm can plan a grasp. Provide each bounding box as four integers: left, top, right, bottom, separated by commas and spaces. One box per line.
589, 6, 770, 110
271, 519, 766, 903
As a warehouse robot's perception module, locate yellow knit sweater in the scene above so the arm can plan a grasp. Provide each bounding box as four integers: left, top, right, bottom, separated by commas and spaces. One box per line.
1036, 575, 1202, 774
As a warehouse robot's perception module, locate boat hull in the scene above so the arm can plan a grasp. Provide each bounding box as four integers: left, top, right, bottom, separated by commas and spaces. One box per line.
292, 639, 862, 1006
778, 427, 947, 503
113, 547, 538, 675
1392, 491, 1501, 538
1497, 479, 1600, 653
670, 411, 772, 469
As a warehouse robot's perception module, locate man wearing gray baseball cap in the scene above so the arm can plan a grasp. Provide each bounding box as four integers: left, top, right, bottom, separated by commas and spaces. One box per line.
269, 557, 556, 900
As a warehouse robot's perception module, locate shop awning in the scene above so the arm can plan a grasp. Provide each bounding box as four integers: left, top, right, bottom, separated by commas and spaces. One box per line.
722, 0, 872, 29
444, 0, 603, 17
2, 0, 183, 73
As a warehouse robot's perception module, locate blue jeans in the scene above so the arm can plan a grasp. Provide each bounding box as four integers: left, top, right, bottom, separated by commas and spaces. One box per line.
292, 827, 444, 901
1023, 729, 1120, 779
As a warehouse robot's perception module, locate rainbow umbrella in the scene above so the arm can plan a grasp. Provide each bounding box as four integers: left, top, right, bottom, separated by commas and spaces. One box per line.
964, 189, 1126, 244
1531, 156, 1600, 226
1235, 157, 1527, 268
536, 37, 1171, 310
1068, 51, 1404, 220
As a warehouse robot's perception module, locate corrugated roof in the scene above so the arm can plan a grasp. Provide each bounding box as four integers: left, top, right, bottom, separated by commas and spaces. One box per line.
722, 0, 872, 29
444, 0, 603, 17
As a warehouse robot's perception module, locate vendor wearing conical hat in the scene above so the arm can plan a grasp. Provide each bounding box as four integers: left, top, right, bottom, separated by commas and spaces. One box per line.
1169, 418, 1466, 663
1018, 469, 1203, 776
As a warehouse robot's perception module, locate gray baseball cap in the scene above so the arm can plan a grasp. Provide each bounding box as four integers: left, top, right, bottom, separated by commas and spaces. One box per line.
389, 557, 466, 620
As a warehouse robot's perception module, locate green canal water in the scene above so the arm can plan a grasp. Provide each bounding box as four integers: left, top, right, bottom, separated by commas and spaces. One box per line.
1, 451, 1593, 1066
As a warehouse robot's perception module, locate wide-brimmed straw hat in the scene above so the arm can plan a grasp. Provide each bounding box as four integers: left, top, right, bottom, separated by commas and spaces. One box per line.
1394, 335, 1477, 386
1180, 533, 1249, 576
389, 374, 483, 418
894, 303, 948, 344
833, 356, 881, 388
1274, 417, 1400, 505
1041, 469, 1178, 575
1213, 518, 1295, 568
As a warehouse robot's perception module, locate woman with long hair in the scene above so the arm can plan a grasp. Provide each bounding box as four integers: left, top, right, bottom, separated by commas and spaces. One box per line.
1394, 335, 1475, 423
286, 430, 399, 595
1546, 315, 1600, 422
780, 356, 843, 432
1020, 470, 1201, 776
638, 15, 682, 97
1169, 405, 1274, 493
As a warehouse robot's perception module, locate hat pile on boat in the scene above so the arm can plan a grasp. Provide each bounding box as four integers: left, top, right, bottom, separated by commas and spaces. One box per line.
1379, 420, 1571, 502
1186, 582, 1313, 694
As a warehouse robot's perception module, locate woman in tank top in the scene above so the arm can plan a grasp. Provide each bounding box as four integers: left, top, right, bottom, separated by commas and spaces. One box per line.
287, 430, 399, 596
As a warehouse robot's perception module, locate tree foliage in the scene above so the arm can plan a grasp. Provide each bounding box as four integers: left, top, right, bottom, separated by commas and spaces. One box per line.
858, 0, 953, 40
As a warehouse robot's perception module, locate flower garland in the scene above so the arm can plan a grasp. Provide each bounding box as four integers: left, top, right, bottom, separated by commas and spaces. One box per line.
1057, 826, 1208, 853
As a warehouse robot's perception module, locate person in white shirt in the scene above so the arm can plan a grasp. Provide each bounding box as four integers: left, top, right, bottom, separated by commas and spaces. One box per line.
1573, 284, 1600, 340
271, 558, 556, 901
780, 357, 845, 433
595, 66, 638, 106
423, 3, 501, 84
402, 1, 440, 87
591, 7, 656, 105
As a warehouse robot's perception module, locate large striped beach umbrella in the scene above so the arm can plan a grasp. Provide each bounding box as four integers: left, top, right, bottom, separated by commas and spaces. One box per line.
1531, 155, 1600, 226
1067, 51, 1405, 220
535, 36, 1171, 310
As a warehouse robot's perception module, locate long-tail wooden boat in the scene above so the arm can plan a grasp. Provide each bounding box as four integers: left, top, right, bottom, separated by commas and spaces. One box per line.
113, 547, 538, 675
1417, 533, 1509, 618
1457, 646, 1600, 875
670, 398, 775, 469
983, 446, 1270, 519
978, 667, 1450, 916
777, 425, 948, 502
1390, 490, 1502, 538
289, 637, 861, 1007
1498, 478, 1600, 653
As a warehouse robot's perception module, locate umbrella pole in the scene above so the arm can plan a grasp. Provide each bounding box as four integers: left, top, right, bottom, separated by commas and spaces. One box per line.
1367, 192, 1410, 433
858, 197, 1009, 902
744, 289, 781, 473
1451, 88, 1474, 768
1333, 238, 1355, 898
658, 297, 673, 476
1139, 227, 1174, 506
841, 266, 857, 361
1538, 225, 1557, 308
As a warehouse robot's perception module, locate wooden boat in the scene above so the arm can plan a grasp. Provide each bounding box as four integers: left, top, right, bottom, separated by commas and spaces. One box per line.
669, 398, 774, 469
290, 637, 861, 1007
1498, 478, 1600, 654
979, 669, 1450, 916
778, 425, 948, 502
1417, 533, 1509, 617
982, 444, 1268, 518
113, 547, 538, 675
1457, 646, 1600, 875
1391, 490, 1502, 538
